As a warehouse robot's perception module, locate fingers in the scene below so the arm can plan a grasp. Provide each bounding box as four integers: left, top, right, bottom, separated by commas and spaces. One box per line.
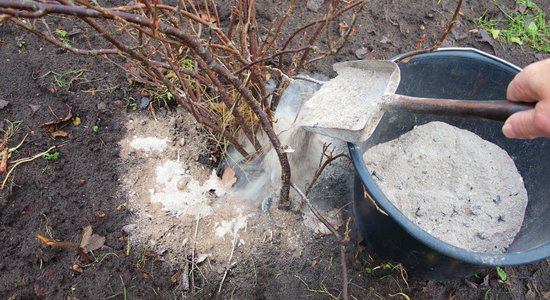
503, 100, 550, 139
504, 59, 550, 139
507, 59, 550, 103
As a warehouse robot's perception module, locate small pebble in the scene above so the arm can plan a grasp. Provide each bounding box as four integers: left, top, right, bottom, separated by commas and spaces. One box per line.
306, 0, 324, 12
97, 102, 107, 112
139, 97, 151, 109
122, 224, 137, 234
354, 47, 368, 59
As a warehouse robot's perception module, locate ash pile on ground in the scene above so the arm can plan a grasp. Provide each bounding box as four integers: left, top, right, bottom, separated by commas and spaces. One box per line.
116, 78, 354, 273
363, 121, 528, 253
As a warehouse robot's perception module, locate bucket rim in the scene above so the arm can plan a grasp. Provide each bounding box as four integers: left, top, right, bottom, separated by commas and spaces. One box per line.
349, 47, 550, 266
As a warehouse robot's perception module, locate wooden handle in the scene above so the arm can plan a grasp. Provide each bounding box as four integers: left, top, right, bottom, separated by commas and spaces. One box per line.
382, 94, 534, 121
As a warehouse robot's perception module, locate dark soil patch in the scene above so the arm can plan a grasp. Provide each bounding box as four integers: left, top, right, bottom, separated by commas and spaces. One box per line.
0, 0, 549, 299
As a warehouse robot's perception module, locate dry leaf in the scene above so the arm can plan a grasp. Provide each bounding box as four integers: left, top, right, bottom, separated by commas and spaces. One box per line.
83, 234, 105, 253
0, 14, 9, 27
221, 168, 237, 188
195, 253, 209, 264
29, 104, 41, 115
72, 264, 84, 273
0, 99, 9, 110
170, 271, 182, 283
40, 104, 72, 133
198, 12, 216, 23
72, 116, 81, 126
80, 225, 105, 252
80, 226, 93, 249
95, 210, 106, 218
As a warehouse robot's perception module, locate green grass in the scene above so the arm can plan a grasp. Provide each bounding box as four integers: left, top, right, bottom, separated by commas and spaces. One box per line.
43, 151, 60, 160
496, 266, 507, 281
476, 0, 549, 53
54, 28, 71, 45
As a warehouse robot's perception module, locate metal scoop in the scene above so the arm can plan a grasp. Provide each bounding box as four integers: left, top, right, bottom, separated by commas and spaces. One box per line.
297, 60, 533, 143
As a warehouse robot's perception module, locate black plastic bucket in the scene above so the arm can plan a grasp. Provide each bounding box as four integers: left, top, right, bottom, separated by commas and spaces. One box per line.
349, 48, 550, 280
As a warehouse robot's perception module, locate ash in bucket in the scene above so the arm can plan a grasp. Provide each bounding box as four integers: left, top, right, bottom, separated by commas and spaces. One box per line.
363, 121, 528, 253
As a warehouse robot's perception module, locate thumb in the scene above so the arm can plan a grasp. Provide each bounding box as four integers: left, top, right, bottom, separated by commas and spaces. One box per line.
503, 100, 550, 139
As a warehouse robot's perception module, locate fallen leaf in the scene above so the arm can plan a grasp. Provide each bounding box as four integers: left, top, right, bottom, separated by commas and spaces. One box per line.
489, 28, 500, 39
195, 253, 209, 264
171, 271, 182, 283
0, 99, 9, 110
29, 104, 41, 115
221, 168, 237, 188
40, 104, 73, 133
82, 234, 105, 253
72, 264, 84, 273
510, 36, 523, 45
198, 12, 216, 23
80, 226, 93, 249
542, 291, 550, 299
476, 29, 497, 51
51, 130, 68, 138
95, 210, 106, 218
72, 116, 81, 126
0, 15, 9, 27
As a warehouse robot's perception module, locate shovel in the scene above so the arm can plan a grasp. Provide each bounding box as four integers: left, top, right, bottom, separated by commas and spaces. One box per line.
297, 60, 533, 143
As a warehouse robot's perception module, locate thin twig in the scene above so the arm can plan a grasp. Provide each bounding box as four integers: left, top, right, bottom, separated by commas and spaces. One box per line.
395, 0, 463, 63
363, 187, 388, 216
217, 228, 238, 298
2, 145, 57, 189
291, 183, 349, 300
191, 215, 200, 294
305, 143, 350, 196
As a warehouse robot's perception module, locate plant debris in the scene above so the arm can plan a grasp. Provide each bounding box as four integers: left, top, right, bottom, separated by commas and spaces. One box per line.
37, 234, 91, 263
40, 104, 73, 137
80, 225, 106, 253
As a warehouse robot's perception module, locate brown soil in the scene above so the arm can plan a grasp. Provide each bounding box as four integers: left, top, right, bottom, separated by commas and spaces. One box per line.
1, 1, 549, 299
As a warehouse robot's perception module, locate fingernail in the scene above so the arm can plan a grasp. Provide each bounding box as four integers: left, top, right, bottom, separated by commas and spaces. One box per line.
502, 122, 516, 138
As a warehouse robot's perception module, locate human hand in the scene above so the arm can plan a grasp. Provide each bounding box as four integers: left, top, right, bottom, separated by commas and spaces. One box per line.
503, 59, 550, 139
